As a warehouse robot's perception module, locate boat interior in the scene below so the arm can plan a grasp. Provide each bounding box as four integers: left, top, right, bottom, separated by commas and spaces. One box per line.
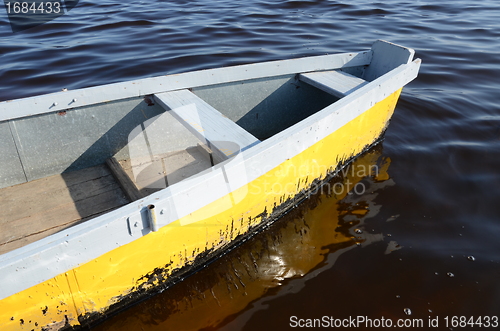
0, 66, 370, 254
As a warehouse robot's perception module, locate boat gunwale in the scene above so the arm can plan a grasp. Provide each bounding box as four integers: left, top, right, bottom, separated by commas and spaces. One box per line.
0, 50, 372, 123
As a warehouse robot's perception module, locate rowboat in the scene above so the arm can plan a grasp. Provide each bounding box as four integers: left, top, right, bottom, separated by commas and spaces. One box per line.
0, 40, 420, 330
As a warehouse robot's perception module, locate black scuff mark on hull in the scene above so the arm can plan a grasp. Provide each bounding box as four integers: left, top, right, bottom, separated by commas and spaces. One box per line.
230, 219, 234, 240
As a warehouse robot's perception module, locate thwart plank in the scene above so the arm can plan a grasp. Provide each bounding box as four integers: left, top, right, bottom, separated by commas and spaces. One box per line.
299, 70, 369, 98
154, 89, 260, 162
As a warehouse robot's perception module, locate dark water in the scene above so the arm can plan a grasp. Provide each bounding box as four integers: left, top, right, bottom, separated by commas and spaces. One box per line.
2, 0, 500, 329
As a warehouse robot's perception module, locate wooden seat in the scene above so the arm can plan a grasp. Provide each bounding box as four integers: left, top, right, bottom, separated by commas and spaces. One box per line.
299, 70, 368, 98
154, 89, 260, 163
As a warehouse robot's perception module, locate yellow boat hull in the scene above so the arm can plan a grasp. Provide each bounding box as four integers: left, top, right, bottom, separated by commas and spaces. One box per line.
0, 89, 400, 330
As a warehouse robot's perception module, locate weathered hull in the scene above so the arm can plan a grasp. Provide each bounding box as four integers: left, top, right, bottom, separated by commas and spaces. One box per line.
0, 41, 420, 330
0, 91, 398, 329
88, 146, 393, 331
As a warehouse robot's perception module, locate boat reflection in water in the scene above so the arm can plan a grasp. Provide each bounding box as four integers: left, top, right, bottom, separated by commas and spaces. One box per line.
95, 145, 395, 331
